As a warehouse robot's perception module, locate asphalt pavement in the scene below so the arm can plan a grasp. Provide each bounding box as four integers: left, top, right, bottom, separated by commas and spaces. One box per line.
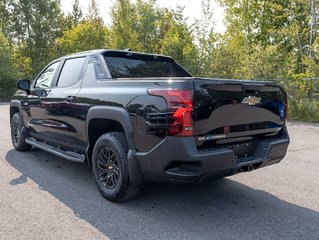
0, 103, 318, 240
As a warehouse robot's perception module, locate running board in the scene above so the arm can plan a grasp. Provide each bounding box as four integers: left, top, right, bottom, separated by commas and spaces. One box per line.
25, 137, 85, 163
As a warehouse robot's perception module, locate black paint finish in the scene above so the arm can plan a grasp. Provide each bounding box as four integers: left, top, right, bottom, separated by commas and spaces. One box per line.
10, 49, 289, 184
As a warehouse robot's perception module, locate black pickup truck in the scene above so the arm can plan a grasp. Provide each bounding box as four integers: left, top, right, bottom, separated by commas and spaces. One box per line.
10, 49, 290, 202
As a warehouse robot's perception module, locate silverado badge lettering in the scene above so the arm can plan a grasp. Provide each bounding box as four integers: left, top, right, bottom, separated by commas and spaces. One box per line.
198, 134, 226, 141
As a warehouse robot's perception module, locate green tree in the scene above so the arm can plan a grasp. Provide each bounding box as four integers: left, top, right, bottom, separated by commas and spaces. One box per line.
110, 0, 199, 74
195, 0, 217, 77
0, 31, 19, 98
56, 21, 110, 55
88, 0, 103, 24
60, 0, 84, 32
0, 0, 10, 38
109, 0, 142, 50
159, 7, 199, 75
133, 0, 160, 52
71, 0, 83, 25
8, 0, 63, 76
218, 0, 315, 79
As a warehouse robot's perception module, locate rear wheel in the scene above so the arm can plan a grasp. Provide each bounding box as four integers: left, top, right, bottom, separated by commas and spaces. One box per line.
10, 113, 31, 151
92, 132, 140, 202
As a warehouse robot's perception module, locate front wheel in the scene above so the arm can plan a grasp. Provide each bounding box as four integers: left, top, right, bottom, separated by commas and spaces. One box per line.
10, 113, 32, 151
92, 132, 140, 202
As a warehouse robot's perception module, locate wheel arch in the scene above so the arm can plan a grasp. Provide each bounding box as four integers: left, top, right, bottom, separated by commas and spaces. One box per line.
86, 106, 135, 149
10, 100, 23, 122
85, 106, 136, 165
86, 106, 143, 186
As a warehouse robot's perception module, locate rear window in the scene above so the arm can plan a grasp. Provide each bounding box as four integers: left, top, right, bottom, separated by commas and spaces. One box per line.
104, 52, 191, 78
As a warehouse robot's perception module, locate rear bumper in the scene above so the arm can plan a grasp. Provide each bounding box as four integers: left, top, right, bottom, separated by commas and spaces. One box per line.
135, 126, 290, 183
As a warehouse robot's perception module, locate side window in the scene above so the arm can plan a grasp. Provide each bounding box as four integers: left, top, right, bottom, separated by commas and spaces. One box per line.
88, 55, 108, 79
34, 61, 60, 88
57, 57, 86, 87
172, 62, 192, 77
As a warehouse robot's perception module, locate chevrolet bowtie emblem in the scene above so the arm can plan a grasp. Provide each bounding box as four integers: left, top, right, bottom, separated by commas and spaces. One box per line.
242, 96, 261, 105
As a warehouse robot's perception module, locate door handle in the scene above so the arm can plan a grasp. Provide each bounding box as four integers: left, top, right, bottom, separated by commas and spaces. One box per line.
65, 96, 75, 102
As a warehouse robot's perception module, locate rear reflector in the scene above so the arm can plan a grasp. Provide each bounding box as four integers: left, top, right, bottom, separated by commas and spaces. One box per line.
147, 89, 194, 136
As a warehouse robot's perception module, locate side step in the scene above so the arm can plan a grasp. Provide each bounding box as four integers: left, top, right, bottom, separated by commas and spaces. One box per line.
25, 137, 85, 163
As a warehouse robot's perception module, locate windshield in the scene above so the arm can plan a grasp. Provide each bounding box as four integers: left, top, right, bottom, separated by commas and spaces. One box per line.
104, 52, 192, 78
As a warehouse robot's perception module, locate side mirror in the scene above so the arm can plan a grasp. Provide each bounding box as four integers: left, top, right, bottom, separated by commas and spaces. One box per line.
17, 79, 31, 92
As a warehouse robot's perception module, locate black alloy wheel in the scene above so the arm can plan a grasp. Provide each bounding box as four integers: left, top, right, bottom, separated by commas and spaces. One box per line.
92, 132, 140, 202
96, 146, 120, 189
10, 113, 31, 151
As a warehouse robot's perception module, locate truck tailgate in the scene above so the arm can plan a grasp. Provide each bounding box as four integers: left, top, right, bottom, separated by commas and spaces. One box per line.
193, 78, 286, 147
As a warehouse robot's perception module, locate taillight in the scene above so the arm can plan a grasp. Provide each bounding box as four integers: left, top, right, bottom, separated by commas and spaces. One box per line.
147, 89, 194, 136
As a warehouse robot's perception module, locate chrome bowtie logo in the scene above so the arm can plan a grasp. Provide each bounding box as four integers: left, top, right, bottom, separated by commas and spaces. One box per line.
242, 96, 261, 105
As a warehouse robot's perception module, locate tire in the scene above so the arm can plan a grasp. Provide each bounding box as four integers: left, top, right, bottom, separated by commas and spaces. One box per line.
92, 132, 140, 202
10, 113, 32, 151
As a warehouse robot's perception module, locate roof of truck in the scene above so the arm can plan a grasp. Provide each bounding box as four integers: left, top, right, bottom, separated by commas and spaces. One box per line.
60, 49, 173, 60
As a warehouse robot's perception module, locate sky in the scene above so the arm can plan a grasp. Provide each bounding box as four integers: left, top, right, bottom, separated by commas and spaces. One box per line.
60, 0, 226, 33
